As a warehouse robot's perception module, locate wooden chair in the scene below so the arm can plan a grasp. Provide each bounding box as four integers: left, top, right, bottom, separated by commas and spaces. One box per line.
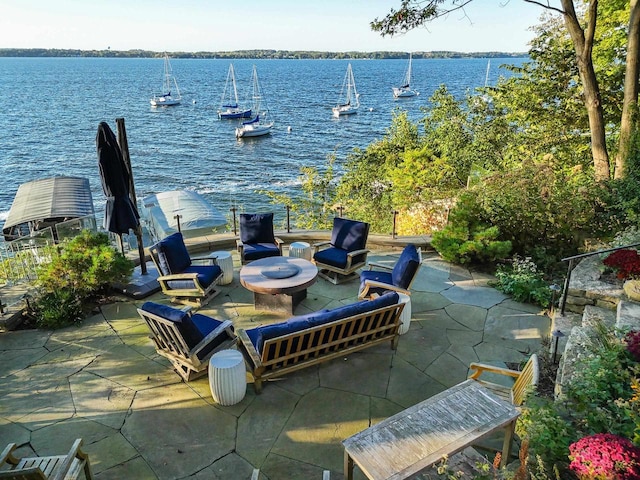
138, 301, 236, 382
358, 244, 422, 299
236, 213, 283, 264
313, 217, 370, 284
148, 232, 223, 308
0, 438, 93, 479
467, 354, 539, 406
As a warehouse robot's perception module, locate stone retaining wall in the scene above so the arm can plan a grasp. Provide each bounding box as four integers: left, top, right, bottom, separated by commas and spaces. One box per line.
562, 255, 623, 314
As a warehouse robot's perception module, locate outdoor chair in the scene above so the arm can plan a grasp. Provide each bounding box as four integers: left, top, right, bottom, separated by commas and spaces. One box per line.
137, 301, 236, 382
237, 213, 283, 264
149, 232, 222, 308
313, 217, 370, 284
358, 244, 422, 299
0, 438, 93, 479
468, 354, 539, 406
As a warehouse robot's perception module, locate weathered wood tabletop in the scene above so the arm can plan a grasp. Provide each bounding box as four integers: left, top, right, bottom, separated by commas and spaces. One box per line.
342, 379, 520, 480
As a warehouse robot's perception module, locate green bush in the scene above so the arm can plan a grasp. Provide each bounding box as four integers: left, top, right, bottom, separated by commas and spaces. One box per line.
431, 223, 512, 264
491, 255, 552, 307
30, 230, 133, 328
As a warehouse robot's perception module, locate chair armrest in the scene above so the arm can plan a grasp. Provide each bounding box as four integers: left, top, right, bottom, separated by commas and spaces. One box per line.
358, 280, 410, 300
189, 320, 236, 361
275, 237, 284, 253
157, 272, 204, 291
236, 329, 263, 369
0, 443, 19, 468
366, 261, 393, 272
346, 248, 370, 259
468, 362, 521, 380
312, 241, 331, 253
52, 438, 87, 480
191, 255, 218, 266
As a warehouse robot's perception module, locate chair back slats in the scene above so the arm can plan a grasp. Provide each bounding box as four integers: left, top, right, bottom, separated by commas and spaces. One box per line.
0, 468, 47, 480
139, 311, 191, 358
511, 354, 539, 406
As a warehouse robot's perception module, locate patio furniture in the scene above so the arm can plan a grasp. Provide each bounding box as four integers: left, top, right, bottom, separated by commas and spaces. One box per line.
239, 256, 318, 314
358, 244, 422, 299
0, 438, 93, 479
149, 232, 223, 307
312, 217, 370, 284
468, 354, 539, 406
289, 241, 312, 260
237, 291, 403, 393
342, 380, 520, 480
208, 349, 246, 406
237, 213, 283, 264
210, 250, 234, 285
137, 301, 236, 382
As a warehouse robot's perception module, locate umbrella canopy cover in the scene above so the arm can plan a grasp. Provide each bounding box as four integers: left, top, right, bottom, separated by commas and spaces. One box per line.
97, 121, 140, 234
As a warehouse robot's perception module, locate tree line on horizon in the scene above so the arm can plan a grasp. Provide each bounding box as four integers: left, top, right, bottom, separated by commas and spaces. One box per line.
0, 48, 526, 60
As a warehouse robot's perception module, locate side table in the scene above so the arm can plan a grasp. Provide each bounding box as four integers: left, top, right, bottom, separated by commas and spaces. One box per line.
211, 251, 234, 285
208, 349, 246, 406
398, 292, 412, 335
289, 241, 312, 261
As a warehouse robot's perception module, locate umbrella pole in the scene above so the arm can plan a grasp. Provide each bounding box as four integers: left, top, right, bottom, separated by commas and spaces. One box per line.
116, 117, 147, 275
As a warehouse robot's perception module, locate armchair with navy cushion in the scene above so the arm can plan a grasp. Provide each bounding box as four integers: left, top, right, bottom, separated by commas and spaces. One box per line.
312, 217, 370, 284
236, 213, 283, 264
358, 244, 422, 299
148, 232, 222, 308
137, 301, 236, 381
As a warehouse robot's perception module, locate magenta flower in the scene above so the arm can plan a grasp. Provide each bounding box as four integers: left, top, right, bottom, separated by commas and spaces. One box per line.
569, 433, 640, 479
626, 331, 640, 362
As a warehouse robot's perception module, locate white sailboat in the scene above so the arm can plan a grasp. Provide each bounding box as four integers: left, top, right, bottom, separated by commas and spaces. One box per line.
150, 53, 182, 107
393, 53, 418, 98
235, 65, 274, 138
218, 64, 252, 120
484, 59, 491, 88
332, 63, 360, 117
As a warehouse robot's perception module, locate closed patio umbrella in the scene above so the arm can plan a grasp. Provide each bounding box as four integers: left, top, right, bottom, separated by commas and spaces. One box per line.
96, 121, 140, 250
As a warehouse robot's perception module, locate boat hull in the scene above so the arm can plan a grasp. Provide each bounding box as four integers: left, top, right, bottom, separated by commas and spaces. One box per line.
235, 123, 273, 138
393, 88, 418, 98
332, 106, 358, 117
150, 96, 181, 107
219, 108, 252, 119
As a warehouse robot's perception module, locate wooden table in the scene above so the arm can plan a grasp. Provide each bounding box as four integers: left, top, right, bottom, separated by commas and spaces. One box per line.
239, 257, 317, 314
342, 380, 520, 480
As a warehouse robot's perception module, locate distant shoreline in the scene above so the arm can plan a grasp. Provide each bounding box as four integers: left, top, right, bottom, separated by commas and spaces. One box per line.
0, 48, 527, 60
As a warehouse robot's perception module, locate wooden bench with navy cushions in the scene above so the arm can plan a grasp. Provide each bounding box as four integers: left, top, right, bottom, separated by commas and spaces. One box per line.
236, 291, 404, 393
138, 301, 236, 382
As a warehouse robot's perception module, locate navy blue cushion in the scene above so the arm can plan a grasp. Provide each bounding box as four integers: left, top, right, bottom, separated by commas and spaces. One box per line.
313, 247, 349, 268
188, 313, 233, 359
392, 244, 420, 289
330, 218, 369, 252
156, 250, 171, 276
246, 317, 311, 355
240, 213, 275, 244
243, 242, 281, 261
360, 270, 393, 296
141, 301, 188, 324
156, 232, 191, 274
165, 264, 221, 290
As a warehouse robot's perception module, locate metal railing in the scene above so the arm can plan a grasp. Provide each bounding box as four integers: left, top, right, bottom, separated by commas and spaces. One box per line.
559, 242, 640, 315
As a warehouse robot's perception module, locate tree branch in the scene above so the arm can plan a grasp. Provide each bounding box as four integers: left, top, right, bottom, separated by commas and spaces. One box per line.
522, 0, 565, 15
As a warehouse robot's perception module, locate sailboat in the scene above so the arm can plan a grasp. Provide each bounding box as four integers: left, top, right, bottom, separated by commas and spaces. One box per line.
393, 53, 418, 98
150, 53, 182, 107
235, 65, 274, 138
484, 59, 491, 88
218, 64, 252, 120
332, 63, 360, 117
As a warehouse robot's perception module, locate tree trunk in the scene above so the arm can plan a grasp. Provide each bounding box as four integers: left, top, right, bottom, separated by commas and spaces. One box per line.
615, 0, 640, 179
561, 0, 611, 181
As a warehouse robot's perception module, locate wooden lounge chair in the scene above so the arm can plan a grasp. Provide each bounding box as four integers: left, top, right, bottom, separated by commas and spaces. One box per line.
237, 213, 283, 264
138, 301, 236, 382
0, 438, 93, 479
468, 354, 539, 406
148, 232, 223, 308
358, 244, 422, 299
313, 217, 370, 284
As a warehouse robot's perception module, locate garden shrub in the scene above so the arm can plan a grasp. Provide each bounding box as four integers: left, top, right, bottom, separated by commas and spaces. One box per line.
491, 255, 552, 307
603, 248, 640, 280
431, 223, 512, 264
568, 433, 640, 480
31, 230, 133, 328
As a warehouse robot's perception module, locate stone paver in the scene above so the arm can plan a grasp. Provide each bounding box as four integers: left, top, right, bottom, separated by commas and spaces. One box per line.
0, 248, 550, 479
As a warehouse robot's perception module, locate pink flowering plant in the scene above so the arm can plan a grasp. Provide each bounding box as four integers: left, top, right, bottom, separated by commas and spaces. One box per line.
569, 433, 640, 479
626, 331, 640, 363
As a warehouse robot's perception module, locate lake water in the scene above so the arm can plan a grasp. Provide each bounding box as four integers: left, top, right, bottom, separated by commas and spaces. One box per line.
0, 56, 525, 227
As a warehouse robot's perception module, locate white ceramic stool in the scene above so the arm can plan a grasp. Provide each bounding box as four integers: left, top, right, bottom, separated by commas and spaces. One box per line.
208, 349, 246, 405
289, 241, 311, 261
397, 293, 412, 335
211, 250, 234, 285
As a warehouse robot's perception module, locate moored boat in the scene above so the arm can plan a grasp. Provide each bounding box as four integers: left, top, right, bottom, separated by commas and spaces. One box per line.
333, 63, 360, 117
235, 65, 274, 138
218, 64, 252, 120
150, 53, 182, 107
393, 53, 418, 98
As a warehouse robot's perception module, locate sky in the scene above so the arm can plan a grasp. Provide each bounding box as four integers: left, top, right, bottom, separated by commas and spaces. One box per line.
0, 0, 549, 53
